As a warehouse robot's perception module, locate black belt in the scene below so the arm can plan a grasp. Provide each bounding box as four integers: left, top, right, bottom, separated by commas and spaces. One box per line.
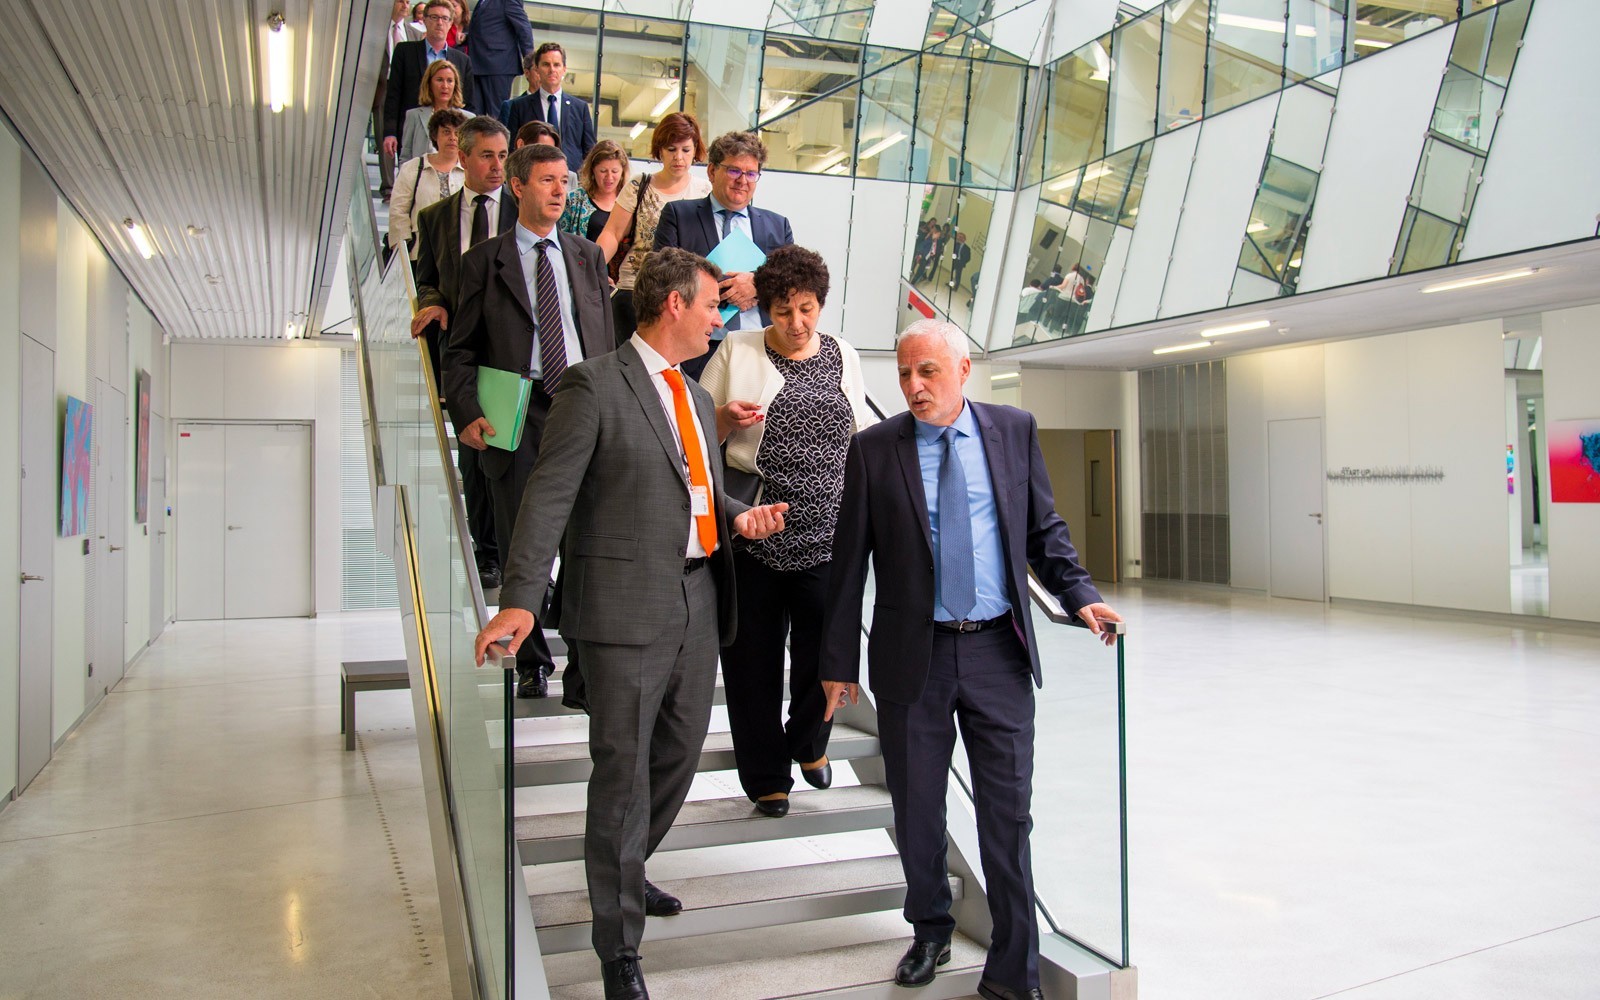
683, 556, 709, 575
933, 613, 1011, 634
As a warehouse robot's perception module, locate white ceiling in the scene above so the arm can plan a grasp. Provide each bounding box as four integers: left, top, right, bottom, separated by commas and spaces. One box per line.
990, 238, 1600, 371
0, 0, 381, 340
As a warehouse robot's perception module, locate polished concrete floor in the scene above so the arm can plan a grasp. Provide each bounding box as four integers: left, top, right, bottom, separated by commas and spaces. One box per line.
0, 612, 448, 999
3, 591, 1597, 1000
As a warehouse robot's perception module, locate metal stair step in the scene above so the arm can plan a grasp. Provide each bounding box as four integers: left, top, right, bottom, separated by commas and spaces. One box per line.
494, 667, 788, 719
513, 722, 879, 786
548, 932, 987, 1000
533, 855, 959, 955
516, 785, 896, 865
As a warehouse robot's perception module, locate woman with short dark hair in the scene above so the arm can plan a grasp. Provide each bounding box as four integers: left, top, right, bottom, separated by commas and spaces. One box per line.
698, 245, 875, 817
388, 107, 468, 258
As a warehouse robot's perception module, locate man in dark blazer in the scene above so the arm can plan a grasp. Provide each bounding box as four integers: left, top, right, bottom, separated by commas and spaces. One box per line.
819, 320, 1123, 1000
382, 0, 471, 162
473, 247, 788, 1000
653, 130, 793, 380
443, 142, 617, 699
412, 115, 513, 601
498, 44, 597, 174
374, 0, 423, 198
466, 0, 534, 121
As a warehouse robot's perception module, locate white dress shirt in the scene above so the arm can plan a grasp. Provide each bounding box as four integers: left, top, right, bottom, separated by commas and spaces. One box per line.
458, 185, 504, 255
539, 88, 563, 130
515, 223, 585, 379
629, 333, 717, 558
708, 192, 762, 334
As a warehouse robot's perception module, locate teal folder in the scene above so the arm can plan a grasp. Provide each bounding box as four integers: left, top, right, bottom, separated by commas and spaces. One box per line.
705, 229, 768, 323
476, 366, 532, 452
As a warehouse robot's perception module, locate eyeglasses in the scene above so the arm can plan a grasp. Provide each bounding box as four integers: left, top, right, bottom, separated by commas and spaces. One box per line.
424, 13, 452, 22
719, 166, 761, 182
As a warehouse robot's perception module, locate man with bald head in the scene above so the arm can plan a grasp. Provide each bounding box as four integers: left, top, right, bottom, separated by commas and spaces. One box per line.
820, 320, 1123, 1000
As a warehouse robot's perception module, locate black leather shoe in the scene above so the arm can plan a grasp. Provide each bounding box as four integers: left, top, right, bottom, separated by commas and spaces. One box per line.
894, 939, 951, 986
800, 759, 833, 789
643, 880, 682, 917
515, 673, 548, 699
478, 566, 502, 590
977, 979, 1044, 1000
753, 795, 790, 817
600, 957, 649, 999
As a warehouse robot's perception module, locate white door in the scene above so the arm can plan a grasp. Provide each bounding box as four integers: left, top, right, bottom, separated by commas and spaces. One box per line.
1268, 417, 1326, 602
175, 423, 226, 620
175, 422, 313, 620
223, 423, 313, 619
148, 414, 167, 638
93, 383, 128, 696
17, 336, 54, 793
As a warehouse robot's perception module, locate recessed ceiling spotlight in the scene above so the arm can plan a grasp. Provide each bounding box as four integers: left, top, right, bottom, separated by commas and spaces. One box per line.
204, 274, 223, 285
187, 225, 208, 238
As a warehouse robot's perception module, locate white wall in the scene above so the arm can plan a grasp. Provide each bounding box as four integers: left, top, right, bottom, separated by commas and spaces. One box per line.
53, 207, 90, 738
1540, 304, 1600, 623
1111, 124, 1198, 327
169, 342, 345, 615
0, 123, 19, 798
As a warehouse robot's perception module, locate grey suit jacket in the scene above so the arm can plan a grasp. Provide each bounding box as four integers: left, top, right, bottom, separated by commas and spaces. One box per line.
498, 341, 750, 647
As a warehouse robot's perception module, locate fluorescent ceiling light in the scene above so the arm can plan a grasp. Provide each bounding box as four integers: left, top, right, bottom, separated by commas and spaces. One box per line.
812, 147, 849, 173
1288, 254, 1303, 268
1246, 220, 1268, 233
859, 132, 907, 160
1046, 164, 1110, 192
1217, 12, 1285, 33
1295, 24, 1319, 37
761, 96, 796, 122
266, 13, 291, 113
650, 84, 681, 118
1200, 318, 1271, 337
628, 121, 647, 140
284, 322, 298, 339
825, 164, 848, 175
990, 371, 1021, 382
1153, 341, 1212, 355
1353, 37, 1392, 49
1420, 267, 1538, 293
124, 218, 155, 259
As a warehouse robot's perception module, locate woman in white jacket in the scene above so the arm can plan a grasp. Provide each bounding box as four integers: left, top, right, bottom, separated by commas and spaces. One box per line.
699, 245, 875, 817
387, 108, 467, 259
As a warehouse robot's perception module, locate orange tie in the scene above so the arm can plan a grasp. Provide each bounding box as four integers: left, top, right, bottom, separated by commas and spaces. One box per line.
661, 369, 719, 555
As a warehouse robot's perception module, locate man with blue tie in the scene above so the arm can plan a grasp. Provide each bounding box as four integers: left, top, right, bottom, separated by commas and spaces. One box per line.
499, 44, 597, 175
652, 131, 794, 381
819, 320, 1123, 1000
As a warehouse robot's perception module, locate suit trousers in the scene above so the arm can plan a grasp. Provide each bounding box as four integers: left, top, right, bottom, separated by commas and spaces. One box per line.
579, 562, 720, 962
473, 75, 517, 125
877, 624, 1040, 992
721, 551, 833, 799
486, 388, 556, 681
457, 443, 498, 573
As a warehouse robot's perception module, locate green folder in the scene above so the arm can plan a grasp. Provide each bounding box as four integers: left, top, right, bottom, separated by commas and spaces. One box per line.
476, 366, 532, 452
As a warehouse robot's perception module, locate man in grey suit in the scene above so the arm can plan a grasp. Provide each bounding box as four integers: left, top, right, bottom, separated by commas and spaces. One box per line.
443, 141, 616, 698
475, 247, 788, 1000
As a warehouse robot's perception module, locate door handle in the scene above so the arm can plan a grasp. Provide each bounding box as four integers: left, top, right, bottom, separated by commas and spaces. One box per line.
227, 525, 243, 531
20, 573, 44, 583
109, 545, 124, 552
1308, 513, 1323, 524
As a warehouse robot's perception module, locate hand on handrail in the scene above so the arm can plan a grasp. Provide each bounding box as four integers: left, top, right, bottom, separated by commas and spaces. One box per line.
411, 304, 448, 339
1076, 602, 1124, 646
474, 608, 536, 666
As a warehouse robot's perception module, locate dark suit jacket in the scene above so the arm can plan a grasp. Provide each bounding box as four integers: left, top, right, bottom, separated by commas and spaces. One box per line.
820, 402, 1102, 706
383, 42, 471, 138
413, 185, 518, 315
499, 91, 597, 174
653, 197, 794, 326
465, 0, 534, 77
497, 340, 749, 646
441, 228, 616, 480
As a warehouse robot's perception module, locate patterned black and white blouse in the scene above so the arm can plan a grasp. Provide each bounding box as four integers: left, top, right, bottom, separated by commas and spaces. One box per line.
746, 337, 855, 571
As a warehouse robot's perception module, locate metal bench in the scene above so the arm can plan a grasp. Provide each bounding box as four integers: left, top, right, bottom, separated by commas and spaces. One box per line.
340, 659, 411, 750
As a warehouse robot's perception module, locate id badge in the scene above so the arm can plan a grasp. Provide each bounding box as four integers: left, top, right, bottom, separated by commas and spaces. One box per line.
690, 485, 711, 517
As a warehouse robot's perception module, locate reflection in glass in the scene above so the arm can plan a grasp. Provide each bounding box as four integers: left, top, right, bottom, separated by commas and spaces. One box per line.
1159, 0, 1209, 131
915, 52, 971, 185
1108, 11, 1161, 153
1430, 68, 1504, 151
757, 37, 863, 171
1209, 0, 1286, 114
766, 0, 874, 44
1350, 2, 1455, 59
1410, 136, 1483, 223
856, 48, 919, 181
1042, 42, 1109, 182
598, 16, 689, 159
526, 7, 601, 128
1286, 0, 1345, 79
964, 57, 1027, 189
1483, 0, 1531, 83
683, 24, 762, 141
1238, 155, 1318, 284
1395, 206, 1460, 271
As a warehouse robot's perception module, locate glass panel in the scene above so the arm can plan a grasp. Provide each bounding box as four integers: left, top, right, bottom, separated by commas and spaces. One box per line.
1483, 0, 1530, 84
1108, 11, 1161, 153
1239, 155, 1318, 280
964, 56, 1027, 189
1209, 0, 1286, 115
856, 48, 919, 181
1118, 142, 1153, 224
599, 16, 689, 160
944, 189, 993, 328
908, 184, 959, 303
1159, 0, 1210, 131
914, 52, 970, 185
767, 0, 874, 44
758, 38, 861, 172
1231, 263, 1287, 303
1042, 42, 1109, 182
683, 23, 762, 140
1411, 136, 1482, 222
1286, 0, 1345, 79
1449, 4, 1493, 75
1073, 145, 1141, 223
1395, 206, 1460, 271
1270, 80, 1335, 169
1431, 67, 1505, 151
526, 7, 601, 125
1351, 1, 1456, 59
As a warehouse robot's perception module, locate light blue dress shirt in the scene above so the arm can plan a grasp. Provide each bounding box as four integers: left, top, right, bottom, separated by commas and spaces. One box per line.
915, 400, 1012, 623
709, 193, 762, 335
515, 223, 585, 379
423, 42, 449, 65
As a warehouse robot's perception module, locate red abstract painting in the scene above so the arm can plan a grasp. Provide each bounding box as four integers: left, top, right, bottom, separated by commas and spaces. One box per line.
1547, 419, 1600, 503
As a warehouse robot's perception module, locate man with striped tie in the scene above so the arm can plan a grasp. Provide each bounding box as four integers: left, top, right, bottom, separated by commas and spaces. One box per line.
442, 142, 616, 698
